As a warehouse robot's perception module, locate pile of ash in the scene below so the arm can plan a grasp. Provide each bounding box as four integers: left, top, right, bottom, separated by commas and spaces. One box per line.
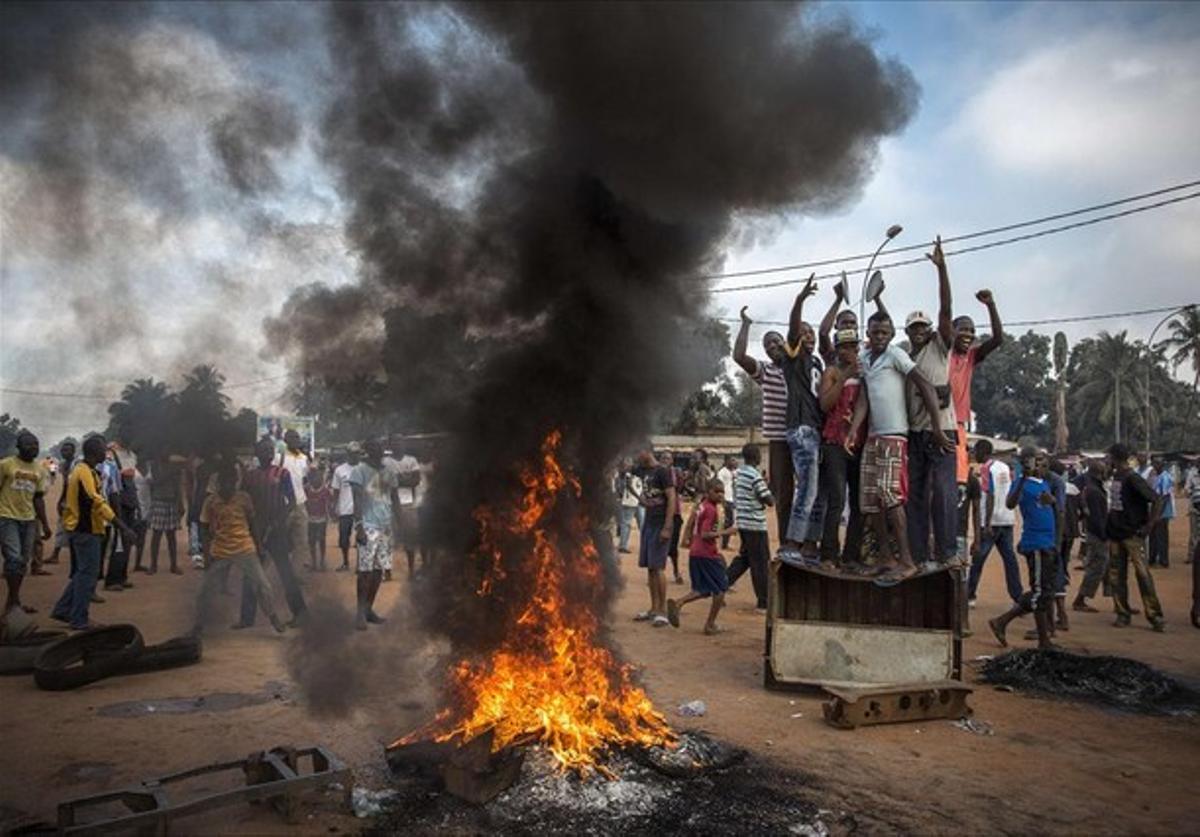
981, 649, 1200, 715
368, 732, 851, 836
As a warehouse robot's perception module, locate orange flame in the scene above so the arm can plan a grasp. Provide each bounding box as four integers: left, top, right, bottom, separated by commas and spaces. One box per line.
391, 430, 673, 773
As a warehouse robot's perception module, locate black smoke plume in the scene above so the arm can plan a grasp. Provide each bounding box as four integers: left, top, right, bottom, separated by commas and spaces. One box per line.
267, 2, 918, 663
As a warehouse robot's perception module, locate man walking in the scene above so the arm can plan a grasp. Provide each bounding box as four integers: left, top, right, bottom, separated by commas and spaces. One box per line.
330, 443, 362, 571
51, 436, 135, 631
236, 439, 307, 629
279, 429, 311, 575
967, 441, 1023, 606
1105, 444, 1165, 631
726, 443, 773, 610
1, 431, 52, 615
350, 440, 399, 630
716, 455, 737, 549
1072, 458, 1110, 613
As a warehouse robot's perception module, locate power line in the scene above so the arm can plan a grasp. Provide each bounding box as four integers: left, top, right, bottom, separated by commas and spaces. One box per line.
710, 187, 1200, 293
0, 371, 297, 402
720, 302, 1197, 329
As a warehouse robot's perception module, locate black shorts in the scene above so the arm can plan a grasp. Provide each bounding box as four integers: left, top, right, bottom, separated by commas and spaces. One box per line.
338, 515, 355, 550
307, 519, 328, 547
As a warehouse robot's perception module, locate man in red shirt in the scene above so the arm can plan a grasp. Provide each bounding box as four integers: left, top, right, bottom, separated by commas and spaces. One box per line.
948, 288, 1005, 485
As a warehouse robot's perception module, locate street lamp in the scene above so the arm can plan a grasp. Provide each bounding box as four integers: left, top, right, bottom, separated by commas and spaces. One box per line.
859, 224, 903, 324
1144, 304, 1196, 456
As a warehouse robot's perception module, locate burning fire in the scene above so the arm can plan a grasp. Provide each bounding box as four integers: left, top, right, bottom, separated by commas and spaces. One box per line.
392, 431, 674, 773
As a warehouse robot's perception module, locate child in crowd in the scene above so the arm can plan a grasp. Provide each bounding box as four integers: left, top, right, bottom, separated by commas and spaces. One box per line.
194, 465, 285, 636
668, 479, 737, 634
726, 444, 773, 610
305, 468, 332, 571
987, 447, 1059, 649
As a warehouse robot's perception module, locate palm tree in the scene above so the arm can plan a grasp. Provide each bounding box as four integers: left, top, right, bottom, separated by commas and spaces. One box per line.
1053, 331, 1069, 453
1071, 330, 1145, 445
1156, 305, 1200, 448
181, 365, 230, 409
105, 378, 174, 454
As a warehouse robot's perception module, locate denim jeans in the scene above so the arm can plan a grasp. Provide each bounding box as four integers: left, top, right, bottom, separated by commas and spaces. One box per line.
617, 506, 639, 551
785, 425, 824, 544
967, 525, 1023, 603
52, 532, 102, 629
907, 429, 958, 563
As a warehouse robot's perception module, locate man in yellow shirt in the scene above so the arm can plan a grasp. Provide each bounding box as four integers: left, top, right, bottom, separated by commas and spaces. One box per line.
1, 430, 52, 615
193, 465, 285, 636
50, 436, 135, 631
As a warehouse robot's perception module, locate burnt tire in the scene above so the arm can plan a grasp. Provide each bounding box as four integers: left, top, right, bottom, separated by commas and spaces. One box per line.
119, 635, 202, 674
0, 631, 68, 676
33, 624, 144, 691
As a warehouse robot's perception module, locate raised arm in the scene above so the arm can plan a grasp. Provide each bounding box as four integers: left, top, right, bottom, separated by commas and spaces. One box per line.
925, 236, 953, 346
974, 289, 1005, 363
873, 277, 891, 320
787, 274, 817, 349
732, 306, 759, 377
817, 282, 845, 360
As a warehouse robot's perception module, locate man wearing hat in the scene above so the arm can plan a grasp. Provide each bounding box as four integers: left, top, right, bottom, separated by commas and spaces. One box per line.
330, 442, 363, 572
902, 236, 960, 569
817, 327, 866, 565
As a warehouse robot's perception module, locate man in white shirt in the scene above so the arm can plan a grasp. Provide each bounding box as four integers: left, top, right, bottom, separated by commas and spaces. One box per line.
279, 430, 310, 565
329, 443, 361, 571
966, 440, 1024, 605
615, 458, 643, 554
384, 447, 422, 578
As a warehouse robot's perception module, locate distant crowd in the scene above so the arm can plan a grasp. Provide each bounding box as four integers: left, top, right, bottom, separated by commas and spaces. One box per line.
0, 430, 434, 635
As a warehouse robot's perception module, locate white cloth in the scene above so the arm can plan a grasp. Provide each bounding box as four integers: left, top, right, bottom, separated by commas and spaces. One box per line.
981, 459, 1016, 526
619, 473, 642, 508
279, 450, 309, 505
717, 466, 735, 500
386, 455, 421, 506
330, 462, 356, 517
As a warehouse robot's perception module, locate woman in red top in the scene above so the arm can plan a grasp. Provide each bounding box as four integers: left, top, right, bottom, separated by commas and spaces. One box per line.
667, 479, 736, 635
818, 329, 867, 566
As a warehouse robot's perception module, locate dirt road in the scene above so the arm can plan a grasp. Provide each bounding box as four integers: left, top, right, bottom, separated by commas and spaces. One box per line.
1, 515, 1197, 834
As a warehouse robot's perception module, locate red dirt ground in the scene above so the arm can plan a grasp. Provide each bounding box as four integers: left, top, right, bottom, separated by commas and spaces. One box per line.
1, 512, 1197, 834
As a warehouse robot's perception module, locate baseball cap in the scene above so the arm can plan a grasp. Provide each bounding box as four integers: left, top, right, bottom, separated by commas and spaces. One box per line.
905, 310, 933, 328
834, 328, 860, 346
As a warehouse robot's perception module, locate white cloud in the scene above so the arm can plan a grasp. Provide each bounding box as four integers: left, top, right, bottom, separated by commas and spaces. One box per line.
955, 28, 1200, 182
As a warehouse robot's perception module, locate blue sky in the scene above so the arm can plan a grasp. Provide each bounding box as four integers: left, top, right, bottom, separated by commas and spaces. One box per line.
1, 1, 1197, 440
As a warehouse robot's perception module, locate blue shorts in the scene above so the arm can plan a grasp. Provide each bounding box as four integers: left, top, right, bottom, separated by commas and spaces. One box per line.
0, 518, 37, 576
689, 554, 729, 596
639, 519, 670, 571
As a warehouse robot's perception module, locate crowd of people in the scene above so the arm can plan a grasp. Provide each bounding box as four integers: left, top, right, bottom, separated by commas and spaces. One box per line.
618, 239, 1200, 643
0, 428, 433, 635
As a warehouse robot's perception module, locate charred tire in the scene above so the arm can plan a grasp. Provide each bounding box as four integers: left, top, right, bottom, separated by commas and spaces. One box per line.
33, 625, 144, 691
120, 635, 202, 674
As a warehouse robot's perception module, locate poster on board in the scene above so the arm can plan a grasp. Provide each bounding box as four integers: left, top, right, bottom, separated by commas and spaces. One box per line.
256, 415, 316, 458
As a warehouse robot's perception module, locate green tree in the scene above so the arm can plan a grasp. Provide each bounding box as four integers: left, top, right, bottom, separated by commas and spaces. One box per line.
1157, 305, 1200, 448
175, 365, 232, 453
105, 378, 174, 456
970, 330, 1053, 443
1064, 331, 1145, 448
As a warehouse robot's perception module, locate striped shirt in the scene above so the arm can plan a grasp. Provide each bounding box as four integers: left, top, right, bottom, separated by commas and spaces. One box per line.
752, 360, 788, 441
734, 464, 773, 532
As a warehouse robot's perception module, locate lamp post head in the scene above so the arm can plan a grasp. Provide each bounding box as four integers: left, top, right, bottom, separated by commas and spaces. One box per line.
886, 224, 903, 239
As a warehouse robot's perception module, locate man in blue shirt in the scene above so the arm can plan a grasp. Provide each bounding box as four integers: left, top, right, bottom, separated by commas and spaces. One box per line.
987, 447, 1059, 649
1148, 456, 1174, 568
